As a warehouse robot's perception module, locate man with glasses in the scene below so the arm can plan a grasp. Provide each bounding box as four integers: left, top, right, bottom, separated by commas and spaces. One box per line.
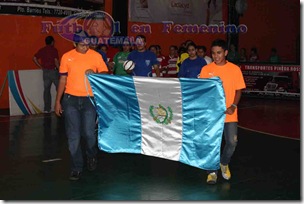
54, 30, 108, 181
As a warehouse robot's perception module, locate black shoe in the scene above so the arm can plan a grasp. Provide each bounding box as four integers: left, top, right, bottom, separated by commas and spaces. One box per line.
87, 157, 97, 171
69, 171, 81, 181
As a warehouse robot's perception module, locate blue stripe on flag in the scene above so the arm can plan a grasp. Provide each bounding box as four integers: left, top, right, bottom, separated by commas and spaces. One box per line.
88, 74, 142, 154
88, 74, 226, 171
179, 77, 226, 170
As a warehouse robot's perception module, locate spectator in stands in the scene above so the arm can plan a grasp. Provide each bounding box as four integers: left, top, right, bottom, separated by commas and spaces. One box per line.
227, 44, 240, 63
249, 47, 259, 62
239, 48, 247, 62
269, 48, 280, 63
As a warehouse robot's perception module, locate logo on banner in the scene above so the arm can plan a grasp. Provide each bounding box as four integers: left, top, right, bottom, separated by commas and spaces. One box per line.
149, 104, 173, 125
41, 11, 135, 46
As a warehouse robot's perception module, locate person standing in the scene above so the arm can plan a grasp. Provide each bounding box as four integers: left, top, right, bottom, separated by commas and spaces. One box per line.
33, 36, 59, 113
269, 48, 280, 63
199, 39, 246, 184
197, 45, 212, 64
239, 48, 247, 62
127, 35, 160, 77
249, 47, 259, 62
54, 30, 108, 181
178, 42, 207, 78
227, 44, 240, 63
163, 45, 178, 78
112, 40, 132, 76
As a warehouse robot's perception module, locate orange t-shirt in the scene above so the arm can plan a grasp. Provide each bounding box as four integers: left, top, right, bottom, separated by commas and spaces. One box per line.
60, 49, 108, 96
199, 61, 246, 122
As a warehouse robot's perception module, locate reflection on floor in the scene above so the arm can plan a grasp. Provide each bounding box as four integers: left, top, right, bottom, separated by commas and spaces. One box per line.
238, 97, 300, 139
0, 97, 300, 200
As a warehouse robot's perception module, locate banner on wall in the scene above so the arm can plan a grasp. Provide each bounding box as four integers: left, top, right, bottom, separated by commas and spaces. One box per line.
129, 0, 223, 24
0, 2, 85, 17
239, 64, 300, 99
8, 70, 57, 116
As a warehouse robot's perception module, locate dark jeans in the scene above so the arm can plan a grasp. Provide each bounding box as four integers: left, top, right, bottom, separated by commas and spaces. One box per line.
208, 122, 238, 174
43, 69, 59, 112
62, 94, 97, 172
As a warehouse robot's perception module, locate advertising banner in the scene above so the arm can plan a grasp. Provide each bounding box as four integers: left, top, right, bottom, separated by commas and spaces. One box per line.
239, 64, 300, 99
8, 70, 57, 116
129, 0, 223, 24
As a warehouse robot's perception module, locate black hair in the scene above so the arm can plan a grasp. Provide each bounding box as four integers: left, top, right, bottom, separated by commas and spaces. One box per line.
211, 39, 228, 51
149, 45, 157, 50
186, 42, 197, 50
45, 36, 54, 45
251, 47, 258, 54
178, 46, 186, 56
169, 45, 178, 50
73, 30, 90, 44
197, 45, 207, 52
135, 35, 146, 43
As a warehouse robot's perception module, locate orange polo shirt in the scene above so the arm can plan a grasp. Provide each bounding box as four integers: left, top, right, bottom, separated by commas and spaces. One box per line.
60, 49, 108, 97
199, 61, 246, 122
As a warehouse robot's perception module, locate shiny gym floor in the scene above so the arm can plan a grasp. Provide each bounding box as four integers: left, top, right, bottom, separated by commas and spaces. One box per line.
0, 97, 301, 201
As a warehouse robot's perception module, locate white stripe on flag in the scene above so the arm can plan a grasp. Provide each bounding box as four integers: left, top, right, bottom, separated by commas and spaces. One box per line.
133, 77, 183, 161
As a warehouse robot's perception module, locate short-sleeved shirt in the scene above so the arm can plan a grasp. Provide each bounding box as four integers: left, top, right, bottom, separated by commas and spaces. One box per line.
59, 49, 108, 97
34, 45, 59, 70
178, 57, 207, 78
199, 61, 246, 122
127, 50, 159, 77
113, 51, 130, 76
152, 54, 166, 77
96, 49, 108, 66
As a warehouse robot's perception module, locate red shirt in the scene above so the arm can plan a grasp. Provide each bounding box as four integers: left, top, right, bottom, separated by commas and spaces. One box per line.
152, 54, 166, 77
34, 45, 59, 70
163, 55, 178, 78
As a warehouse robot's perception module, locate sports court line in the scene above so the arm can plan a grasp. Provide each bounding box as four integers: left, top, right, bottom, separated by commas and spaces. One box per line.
238, 125, 300, 141
42, 158, 62, 163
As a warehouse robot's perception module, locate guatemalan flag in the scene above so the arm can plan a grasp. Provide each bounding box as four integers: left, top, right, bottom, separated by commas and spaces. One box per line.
87, 74, 226, 170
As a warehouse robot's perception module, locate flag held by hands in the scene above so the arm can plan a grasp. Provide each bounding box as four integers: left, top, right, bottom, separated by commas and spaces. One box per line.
87, 74, 226, 170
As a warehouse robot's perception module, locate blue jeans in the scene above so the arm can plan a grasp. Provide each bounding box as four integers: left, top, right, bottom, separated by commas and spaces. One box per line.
62, 94, 97, 172
43, 69, 59, 112
208, 122, 238, 174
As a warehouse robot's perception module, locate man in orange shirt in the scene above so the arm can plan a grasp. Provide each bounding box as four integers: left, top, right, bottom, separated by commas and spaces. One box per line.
54, 30, 108, 181
199, 39, 246, 184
